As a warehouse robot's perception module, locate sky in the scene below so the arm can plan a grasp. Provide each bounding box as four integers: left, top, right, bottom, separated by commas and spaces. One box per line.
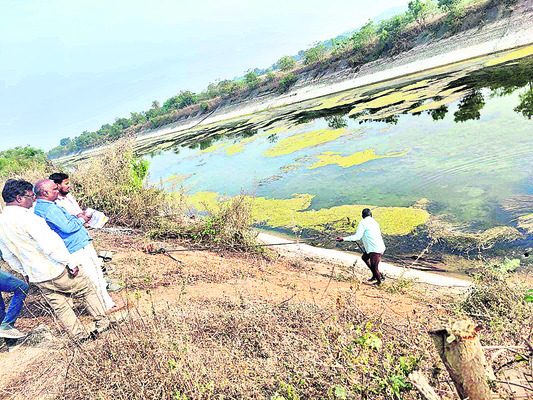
0, 0, 410, 152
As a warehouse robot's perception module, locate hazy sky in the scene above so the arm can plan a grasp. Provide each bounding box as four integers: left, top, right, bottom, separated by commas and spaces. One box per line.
0, 0, 410, 151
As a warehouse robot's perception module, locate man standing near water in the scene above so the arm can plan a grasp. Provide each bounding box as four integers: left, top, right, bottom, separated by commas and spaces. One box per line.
336, 208, 386, 285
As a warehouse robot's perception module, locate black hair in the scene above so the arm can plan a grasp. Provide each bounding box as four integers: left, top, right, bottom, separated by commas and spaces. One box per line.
49, 172, 69, 185
362, 208, 372, 218
2, 179, 34, 203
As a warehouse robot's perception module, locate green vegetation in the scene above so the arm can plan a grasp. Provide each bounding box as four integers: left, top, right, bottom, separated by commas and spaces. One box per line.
276, 56, 297, 72
47, 0, 521, 159
278, 73, 298, 93
0, 146, 52, 178
184, 191, 430, 236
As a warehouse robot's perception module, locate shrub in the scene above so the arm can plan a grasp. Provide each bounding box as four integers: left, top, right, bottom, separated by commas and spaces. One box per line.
70, 139, 167, 230
0, 146, 53, 178
148, 194, 258, 253
277, 74, 298, 93
277, 56, 297, 71
458, 259, 532, 343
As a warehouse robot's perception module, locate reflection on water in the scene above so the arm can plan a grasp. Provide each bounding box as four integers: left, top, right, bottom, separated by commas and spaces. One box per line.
145, 55, 533, 234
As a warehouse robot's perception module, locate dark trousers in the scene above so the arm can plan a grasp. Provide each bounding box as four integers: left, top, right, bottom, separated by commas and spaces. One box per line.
362, 252, 382, 281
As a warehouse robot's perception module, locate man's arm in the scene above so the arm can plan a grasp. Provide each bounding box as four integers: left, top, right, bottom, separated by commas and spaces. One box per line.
44, 205, 86, 234
26, 216, 76, 265
0, 239, 26, 275
342, 220, 366, 242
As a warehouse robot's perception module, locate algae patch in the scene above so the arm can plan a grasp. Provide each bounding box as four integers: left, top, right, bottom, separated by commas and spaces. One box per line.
485, 44, 533, 67
263, 128, 355, 157
182, 191, 429, 236
308, 149, 408, 169
517, 213, 533, 234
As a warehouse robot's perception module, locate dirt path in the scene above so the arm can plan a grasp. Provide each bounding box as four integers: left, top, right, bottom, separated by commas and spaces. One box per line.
257, 232, 472, 289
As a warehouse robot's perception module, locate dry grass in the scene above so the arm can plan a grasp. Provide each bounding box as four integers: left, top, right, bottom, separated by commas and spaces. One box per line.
49, 297, 440, 400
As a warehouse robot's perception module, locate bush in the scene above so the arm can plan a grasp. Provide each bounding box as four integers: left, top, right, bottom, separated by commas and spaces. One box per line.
276, 56, 297, 71
148, 194, 258, 253
277, 74, 298, 93
0, 146, 53, 178
459, 259, 532, 343
70, 139, 167, 230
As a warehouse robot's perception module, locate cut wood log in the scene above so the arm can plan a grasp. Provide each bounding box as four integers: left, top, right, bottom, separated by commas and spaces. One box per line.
408, 370, 441, 400
430, 318, 495, 400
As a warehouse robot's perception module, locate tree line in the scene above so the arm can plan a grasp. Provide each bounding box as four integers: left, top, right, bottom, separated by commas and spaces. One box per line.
47, 0, 520, 159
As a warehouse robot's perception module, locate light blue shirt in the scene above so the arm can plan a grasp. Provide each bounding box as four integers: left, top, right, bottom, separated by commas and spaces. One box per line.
33, 199, 91, 254
343, 216, 386, 254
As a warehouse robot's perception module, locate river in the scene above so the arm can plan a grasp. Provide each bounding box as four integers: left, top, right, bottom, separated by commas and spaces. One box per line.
142, 48, 533, 258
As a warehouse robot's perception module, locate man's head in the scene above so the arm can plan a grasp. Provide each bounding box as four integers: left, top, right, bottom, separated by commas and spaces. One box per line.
34, 179, 60, 202
2, 179, 36, 209
49, 172, 70, 196
362, 208, 372, 219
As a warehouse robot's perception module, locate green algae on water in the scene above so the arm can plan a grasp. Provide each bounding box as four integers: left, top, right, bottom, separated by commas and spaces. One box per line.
308, 149, 408, 170
181, 191, 429, 236
263, 128, 355, 157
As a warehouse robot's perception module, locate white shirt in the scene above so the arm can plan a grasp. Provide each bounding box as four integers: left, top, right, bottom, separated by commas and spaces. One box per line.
343, 216, 386, 254
0, 206, 76, 283
55, 193, 83, 216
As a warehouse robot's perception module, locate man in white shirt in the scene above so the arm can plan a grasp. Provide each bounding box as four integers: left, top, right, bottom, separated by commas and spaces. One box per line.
336, 208, 386, 285
0, 179, 111, 341
49, 173, 84, 216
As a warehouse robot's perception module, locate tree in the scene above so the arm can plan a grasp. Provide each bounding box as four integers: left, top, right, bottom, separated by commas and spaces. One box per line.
303, 43, 327, 65
277, 56, 296, 72
163, 91, 198, 112
408, 0, 437, 26
438, 0, 459, 9
514, 87, 533, 119
430, 105, 448, 121
244, 71, 260, 89
351, 20, 377, 51
454, 90, 486, 122
60, 137, 71, 146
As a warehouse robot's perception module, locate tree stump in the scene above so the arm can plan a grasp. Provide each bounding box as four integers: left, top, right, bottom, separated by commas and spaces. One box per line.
430, 319, 495, 400
0, 337, 7, 353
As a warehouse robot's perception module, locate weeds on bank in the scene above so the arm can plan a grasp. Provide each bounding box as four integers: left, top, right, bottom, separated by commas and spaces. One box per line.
56, 298, 436, 400
456, 258, 533, 344
71, 139, 258, 252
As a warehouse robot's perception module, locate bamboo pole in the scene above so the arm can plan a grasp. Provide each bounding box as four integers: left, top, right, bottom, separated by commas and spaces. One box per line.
430, 319, 495, 400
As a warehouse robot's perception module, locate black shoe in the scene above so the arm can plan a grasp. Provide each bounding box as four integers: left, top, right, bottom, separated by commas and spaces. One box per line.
367, 277, 377, 282
380, 274, 386, 281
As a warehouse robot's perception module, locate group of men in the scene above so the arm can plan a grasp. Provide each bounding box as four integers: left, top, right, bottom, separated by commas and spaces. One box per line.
0, 172, 387, 343
0, 173, 124, 343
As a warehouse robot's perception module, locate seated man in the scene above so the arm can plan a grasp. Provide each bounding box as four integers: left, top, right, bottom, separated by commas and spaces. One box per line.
33, 180, 123, 313
0, 179, 111, 340
0, 266, 28, 339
